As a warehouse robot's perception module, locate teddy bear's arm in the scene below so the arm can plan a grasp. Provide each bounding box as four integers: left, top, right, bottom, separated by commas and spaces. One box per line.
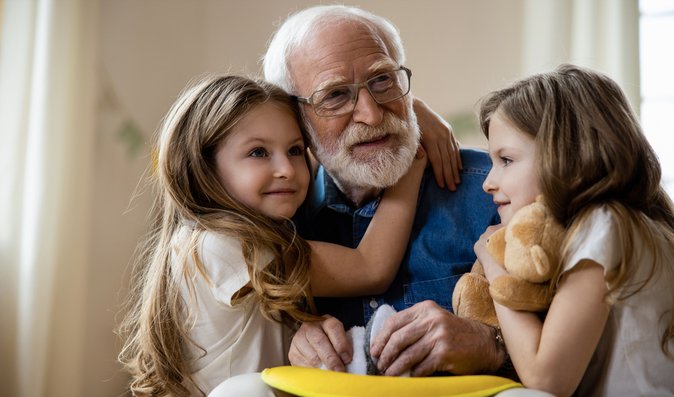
452, 266, 499, 328
489, 275, 553, 311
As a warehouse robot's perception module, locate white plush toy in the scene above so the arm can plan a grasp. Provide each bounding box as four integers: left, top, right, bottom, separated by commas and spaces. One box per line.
322, 304, 409, 376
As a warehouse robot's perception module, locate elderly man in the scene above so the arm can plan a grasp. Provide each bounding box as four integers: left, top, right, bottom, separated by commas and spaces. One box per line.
260, 4, 509, 379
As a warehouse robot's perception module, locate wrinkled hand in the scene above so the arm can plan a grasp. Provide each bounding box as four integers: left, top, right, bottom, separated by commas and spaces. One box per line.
474, 225, 507, 283
288, 316, 352, 372
413, 97, 462, 191
369, 300, 502, 376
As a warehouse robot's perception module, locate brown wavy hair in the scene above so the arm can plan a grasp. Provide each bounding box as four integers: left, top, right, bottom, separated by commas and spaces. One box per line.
118, 75, 320, 396
479, 64, 674, 357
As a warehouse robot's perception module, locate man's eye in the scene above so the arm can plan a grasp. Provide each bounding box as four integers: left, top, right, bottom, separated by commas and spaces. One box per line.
248, 147, 268, 158
325, 87, 350, 99
288, 145, 305, 156
316, 87, 350, 108
369, 73, 394, 92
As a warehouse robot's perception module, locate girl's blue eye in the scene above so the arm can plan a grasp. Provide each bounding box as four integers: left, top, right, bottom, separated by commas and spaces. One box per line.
500, 156, 512, 166
249, 147, 268, 157
288, 145, 305, 156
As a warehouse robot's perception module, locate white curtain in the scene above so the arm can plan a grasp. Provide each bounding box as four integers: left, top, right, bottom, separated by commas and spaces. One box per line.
522, 0, 640, 109
0, 0, 98, 396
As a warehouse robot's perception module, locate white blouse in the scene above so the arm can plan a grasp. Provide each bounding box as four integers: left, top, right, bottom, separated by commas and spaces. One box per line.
171, 225, 291, 395
562, 207, 674, 396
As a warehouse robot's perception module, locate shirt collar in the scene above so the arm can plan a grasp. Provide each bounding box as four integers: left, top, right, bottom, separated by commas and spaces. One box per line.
307, 166, 381, 218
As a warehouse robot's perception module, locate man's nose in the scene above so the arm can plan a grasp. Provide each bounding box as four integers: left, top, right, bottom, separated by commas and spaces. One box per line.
352, 86, 384, 126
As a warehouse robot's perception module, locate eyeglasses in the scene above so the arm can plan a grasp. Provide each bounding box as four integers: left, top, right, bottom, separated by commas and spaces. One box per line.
293, 66, 412, 117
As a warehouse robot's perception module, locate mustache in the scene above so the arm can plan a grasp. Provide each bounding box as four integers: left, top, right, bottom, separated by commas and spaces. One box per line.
340, 113, 409, 148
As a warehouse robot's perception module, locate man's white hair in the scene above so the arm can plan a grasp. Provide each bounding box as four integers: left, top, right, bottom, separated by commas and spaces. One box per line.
262, 5, 406, 93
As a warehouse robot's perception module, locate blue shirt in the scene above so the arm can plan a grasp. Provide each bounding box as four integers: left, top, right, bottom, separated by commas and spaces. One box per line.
296, 148, 499, 329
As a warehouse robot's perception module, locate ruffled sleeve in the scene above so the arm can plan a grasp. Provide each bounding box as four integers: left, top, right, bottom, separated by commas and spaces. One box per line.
199, 231, 274, 306
563, 206, 620, 275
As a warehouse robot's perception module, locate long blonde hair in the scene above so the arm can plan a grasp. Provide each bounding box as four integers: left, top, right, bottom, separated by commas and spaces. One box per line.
118, 75, 320, 396
479, 64, 674, 357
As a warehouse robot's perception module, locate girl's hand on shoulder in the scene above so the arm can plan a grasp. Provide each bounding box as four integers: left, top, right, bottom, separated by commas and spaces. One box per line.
412, 146, 428, 171
390, 146, 427, 193
474, 225, 508, 283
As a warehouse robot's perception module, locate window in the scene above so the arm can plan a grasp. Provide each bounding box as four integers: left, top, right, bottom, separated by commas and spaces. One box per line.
640, 0, 674, 197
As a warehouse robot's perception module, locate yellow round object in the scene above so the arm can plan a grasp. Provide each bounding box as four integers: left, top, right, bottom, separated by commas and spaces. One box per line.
261, 366, 521, 397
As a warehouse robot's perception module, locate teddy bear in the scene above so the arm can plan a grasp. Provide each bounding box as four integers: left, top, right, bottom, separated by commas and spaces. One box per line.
452, 196, 565, 328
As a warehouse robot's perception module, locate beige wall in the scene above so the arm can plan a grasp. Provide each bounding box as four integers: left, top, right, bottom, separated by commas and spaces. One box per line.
91, 1, 525, 395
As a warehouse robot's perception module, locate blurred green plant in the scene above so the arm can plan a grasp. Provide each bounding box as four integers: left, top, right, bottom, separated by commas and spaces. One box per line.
446, 110, 486, 148
116, 119, 145, 157
99, 67, 146, 158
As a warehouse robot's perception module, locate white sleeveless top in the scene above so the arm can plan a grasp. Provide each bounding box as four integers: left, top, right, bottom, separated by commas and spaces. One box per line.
171, 225, 291, 395
562, 207, 674, 396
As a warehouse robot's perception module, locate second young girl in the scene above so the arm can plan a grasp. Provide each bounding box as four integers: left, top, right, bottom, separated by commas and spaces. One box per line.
118, 75, 427, 396
475, 64, 674, 396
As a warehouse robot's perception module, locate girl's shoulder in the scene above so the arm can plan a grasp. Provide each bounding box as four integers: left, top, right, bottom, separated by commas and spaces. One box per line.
173, 223, 275, 306
564, 204, 674, 287
178, 225, 246, 275
174, 222, 245, 263
173, 224, 246, 305
563, 206, 618, 274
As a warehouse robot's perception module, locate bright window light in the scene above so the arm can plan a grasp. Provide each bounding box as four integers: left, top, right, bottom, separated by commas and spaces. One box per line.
640, 0, 674, 198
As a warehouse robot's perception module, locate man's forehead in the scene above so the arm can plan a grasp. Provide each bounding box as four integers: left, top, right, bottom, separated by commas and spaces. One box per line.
314, 59, 399, 89
288, 20, 396, 91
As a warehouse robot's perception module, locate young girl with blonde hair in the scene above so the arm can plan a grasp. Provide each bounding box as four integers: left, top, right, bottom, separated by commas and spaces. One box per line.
118, 74, 426, 396
476, 64, 674, 396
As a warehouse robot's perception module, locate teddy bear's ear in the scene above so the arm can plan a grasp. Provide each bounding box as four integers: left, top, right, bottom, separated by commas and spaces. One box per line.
530, 244, 553, 280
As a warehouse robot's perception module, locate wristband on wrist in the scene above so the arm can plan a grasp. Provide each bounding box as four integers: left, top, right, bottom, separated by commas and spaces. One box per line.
494, 326, 504, 346
491, 326, 516, 378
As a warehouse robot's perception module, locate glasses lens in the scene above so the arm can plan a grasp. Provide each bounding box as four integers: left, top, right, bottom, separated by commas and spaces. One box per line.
368, 69, 410, 103
312, 86, 353, 116
311, 68, 410, 117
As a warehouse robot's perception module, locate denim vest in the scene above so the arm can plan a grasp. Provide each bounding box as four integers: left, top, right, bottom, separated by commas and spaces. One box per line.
296, 148, 499, 329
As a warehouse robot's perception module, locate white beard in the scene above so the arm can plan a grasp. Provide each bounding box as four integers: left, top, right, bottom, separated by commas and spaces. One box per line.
309, 103, 420, 190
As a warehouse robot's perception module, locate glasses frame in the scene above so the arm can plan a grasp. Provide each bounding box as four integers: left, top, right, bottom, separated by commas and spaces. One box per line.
293, 66, 412, 117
